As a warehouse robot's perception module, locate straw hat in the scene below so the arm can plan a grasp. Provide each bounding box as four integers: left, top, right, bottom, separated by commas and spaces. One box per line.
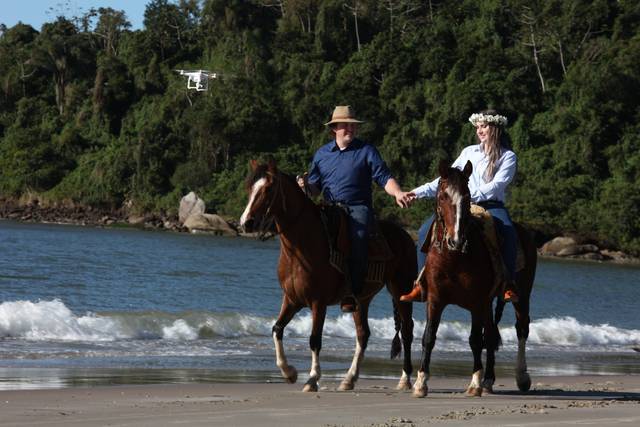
324, 105, 364, 126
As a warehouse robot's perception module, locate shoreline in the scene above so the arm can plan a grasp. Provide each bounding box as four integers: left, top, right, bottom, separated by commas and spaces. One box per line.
1, 375, 639, 426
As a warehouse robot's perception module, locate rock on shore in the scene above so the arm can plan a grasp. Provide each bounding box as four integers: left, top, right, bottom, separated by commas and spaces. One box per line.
539, 236, 637, 263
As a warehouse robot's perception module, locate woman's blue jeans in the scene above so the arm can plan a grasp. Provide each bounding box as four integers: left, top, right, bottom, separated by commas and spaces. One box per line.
416, 204, 517, 281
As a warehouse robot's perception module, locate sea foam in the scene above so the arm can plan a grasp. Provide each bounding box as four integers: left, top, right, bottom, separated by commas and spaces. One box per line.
1, 299, 639, 350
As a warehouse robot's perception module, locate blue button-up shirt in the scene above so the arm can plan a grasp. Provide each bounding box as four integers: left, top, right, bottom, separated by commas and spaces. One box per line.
307, 138, 393, 207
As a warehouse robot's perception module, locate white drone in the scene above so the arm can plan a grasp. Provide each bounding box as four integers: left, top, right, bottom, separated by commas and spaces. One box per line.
175, 69, 219, 91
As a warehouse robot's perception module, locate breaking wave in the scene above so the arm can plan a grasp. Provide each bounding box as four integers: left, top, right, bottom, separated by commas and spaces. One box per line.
1, 299, 639, 350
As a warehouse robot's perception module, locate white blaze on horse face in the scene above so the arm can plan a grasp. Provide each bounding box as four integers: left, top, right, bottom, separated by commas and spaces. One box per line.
240, 177, 267, 227
445, 186, 464, 243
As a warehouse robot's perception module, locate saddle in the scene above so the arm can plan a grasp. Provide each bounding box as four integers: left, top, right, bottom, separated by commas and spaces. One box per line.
319, 204, 393, 284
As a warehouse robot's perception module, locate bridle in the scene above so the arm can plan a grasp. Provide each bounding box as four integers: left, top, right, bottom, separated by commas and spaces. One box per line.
251, 171, 305, 241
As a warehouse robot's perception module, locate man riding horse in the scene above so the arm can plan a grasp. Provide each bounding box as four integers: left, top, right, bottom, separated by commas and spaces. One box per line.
298, 105, 413, 312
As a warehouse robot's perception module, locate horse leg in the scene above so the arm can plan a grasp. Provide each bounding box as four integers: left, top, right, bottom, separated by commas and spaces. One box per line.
482, 305, 499, 394
413, 302, 443, 398
466, 312, 484, 397
396, 299, 414, 391
273, 295, 302, 384
514, 298, 532, 391
303, 302, 327, 392
339, 300, 371, 391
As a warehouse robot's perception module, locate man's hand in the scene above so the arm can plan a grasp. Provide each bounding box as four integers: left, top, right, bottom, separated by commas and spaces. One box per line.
296, 172, 308, 190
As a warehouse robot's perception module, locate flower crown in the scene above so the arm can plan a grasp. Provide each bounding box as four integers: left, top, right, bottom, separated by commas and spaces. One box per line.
468, 112, 508, 127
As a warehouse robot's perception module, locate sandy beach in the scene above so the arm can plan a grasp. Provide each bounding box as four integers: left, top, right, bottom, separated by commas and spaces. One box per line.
2, 375, 639, 426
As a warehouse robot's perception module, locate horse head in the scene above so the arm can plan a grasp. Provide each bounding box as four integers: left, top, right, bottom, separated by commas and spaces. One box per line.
240, 158, 281, 235
436, 159, 473, 252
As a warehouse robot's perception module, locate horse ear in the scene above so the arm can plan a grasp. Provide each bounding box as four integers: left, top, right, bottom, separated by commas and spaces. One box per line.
438, 159, 449, 179
249, 159, 258, 171
463, 160, 473, 178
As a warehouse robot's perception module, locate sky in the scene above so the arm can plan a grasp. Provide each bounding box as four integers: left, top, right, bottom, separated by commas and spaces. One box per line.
1, 0, 149, 31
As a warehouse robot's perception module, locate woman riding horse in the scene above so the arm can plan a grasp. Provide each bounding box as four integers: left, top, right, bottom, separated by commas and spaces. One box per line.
402, 109, 520, 303
400, 110, 538, 397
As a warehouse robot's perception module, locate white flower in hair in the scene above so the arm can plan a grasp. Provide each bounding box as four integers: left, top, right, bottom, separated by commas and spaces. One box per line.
468, 113, 508, 127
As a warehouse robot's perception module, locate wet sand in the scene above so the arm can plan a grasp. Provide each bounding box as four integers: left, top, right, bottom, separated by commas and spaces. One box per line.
1, 375, 639, 426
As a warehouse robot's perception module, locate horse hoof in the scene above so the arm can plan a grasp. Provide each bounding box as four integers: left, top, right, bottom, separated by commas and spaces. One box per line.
396, 380, 412, 391
482, 386, 494, 395
412, 386, 428, 398
338, 380, 354, 391
466, 386, 482, 397
303, 382, 318, 392
517, 372, 531, 392
283, 366, 298, 384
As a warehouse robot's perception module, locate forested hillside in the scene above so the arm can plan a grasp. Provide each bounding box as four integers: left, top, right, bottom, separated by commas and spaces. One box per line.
1, 0, 639, 253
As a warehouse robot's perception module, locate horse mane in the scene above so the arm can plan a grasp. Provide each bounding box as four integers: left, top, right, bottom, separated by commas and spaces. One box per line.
245, 162, 304, 196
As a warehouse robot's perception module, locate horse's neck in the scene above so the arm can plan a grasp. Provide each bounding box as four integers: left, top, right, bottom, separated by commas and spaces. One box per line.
275, 181, 324, 245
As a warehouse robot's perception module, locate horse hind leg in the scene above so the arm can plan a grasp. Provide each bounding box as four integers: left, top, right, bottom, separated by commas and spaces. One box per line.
339, 301, 371, 391
393, 298, 414, 391
303, 303, 327, 392
273, 296, 301, 384
482, 307, 500, 394
514, 299, 532, 392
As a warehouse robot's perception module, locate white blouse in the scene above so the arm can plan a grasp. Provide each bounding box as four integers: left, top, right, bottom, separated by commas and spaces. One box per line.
411, 144, 517, 203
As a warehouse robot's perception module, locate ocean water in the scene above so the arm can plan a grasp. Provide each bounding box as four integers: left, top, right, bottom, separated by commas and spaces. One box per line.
1, 220, 639, 390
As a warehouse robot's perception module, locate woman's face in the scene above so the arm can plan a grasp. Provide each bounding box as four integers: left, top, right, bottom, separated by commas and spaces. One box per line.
475, 122, 490, 144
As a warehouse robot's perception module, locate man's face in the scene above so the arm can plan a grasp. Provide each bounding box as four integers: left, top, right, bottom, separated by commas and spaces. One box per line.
333, 122, 358, 143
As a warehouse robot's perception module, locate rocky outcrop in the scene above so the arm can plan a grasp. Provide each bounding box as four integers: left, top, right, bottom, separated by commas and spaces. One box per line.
183, 213, 238, 236
179, 192, 206, 224
539, 236, 638, 263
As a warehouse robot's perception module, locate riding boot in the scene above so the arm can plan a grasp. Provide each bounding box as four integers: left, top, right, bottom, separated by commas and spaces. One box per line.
400, 282, 425, 302
503, 280, 519, 303
400, 267, 427, 302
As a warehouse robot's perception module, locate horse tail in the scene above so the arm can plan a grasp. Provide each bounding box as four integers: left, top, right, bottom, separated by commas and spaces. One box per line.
390, 299, 402, 359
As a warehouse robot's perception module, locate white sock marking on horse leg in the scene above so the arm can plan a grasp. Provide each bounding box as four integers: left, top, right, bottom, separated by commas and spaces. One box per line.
273, 331, 289, 373
240, 178, 266, 226
309, 348, 321, 382
345, 340, 364, 381
413, 370, 429, 396
470, 369, 483, 389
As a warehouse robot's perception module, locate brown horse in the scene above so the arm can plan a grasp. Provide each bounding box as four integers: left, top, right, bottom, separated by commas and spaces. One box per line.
239, 159, 416, 392
411, 160, 537, 398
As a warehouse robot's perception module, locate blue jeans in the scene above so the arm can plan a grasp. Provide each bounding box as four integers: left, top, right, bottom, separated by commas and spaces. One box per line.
416, 204, 517, 281
344, 204, 373, 295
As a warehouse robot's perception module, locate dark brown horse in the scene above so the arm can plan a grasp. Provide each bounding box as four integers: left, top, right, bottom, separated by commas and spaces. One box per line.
239, 159, 416, 392
411, 160, 537, 398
